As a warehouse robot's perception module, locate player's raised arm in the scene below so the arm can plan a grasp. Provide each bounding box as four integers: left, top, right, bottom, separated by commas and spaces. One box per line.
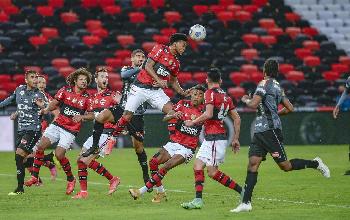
145, 58, 167, 88
169, 74, 187, 96
0, 90, 16, 108
121, 66, 140, 79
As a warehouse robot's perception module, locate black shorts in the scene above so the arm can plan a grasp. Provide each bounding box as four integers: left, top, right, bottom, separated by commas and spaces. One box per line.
127, 115, 145, 142
249, 129, 287, 163
15, 130, 41, 154
108, 105, 124, 122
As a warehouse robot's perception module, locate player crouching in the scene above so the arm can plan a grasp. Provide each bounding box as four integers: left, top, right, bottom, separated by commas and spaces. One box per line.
128, 85, 206, 202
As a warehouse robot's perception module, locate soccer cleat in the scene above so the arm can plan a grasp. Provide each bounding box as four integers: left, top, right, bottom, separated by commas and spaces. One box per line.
181, 198, 203, 209
151, 192, 167, 203
108, 176, 120, 195
66, 178, 76, 195
314, 157, 330, 178
230, 202, 252, 213
8, 188, 24, 196
105, 136, 116, 155
344, 170, 350, 175
50, 166, 57, 181
129, 188, 141, 200
24, 176, 39, 187
35, 177, 44, 187
72, 191, 88, 199
81, 146, 100, 157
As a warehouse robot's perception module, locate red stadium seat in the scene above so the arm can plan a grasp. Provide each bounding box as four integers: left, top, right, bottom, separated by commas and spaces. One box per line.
209, 5, 226, 14
114, 50, 132, 59
229, 72, 250, 85
193, 5, 209, 16
303, 40, 320, 51
242, 34, 259, 46
60, 12, 79, 24
243, 5, 259, 13
0, 11, 9, 23
4, 5, 20, 15
152, 35, 168, 44
260, 35, 276, 46
52, 58, 70, 69
117, 35, 135, 48
217, 11, 234, 25
29, 36, 48, 47
160, 27, 177, 37
303, 56, 320, 67
99, 0, 115, 7
285, 12, 300, 22
285, 27, 301, 39
193, 72, 207, 84
132, 0, 147, 9
142, 42, 157, 53
150, 0, 165, 10
59, 66, 76, 78
0, 90, 8, 100
48, 0, 64, 8
91, 28, 109, 38
102, 5, 121, 15
251, 71, 264, 84
241, 48, 258, 61
259, 18, 276, 29
219, 0, 234, 6
109, 73, 121, 82
24, 66, 42, 73
252, 0, 268, 7
164, 11, 182, 24
12, 74, 25, 85
279, 64, 294, 75
0, 0, 12, 8
83, 35, 102, 47
294, 48, 312, 59
227, 4, 242, 13
81, 0, 98, 8
109, 80, 123, 91
105, 58, 122, 68
331, 63, 349, 74
323, 71, 340, 81
41, 27, 59, 39
85, 20, 102, 30
177, 72, 192, 84
0, 74, 11, 82
37, 6, 54, 17
241, 64, 258, 74
339, 56, 350, 66
227, 87, 246, 100
286, 71, 304, 82
267, 27, 284, 36
129, 12, 146, 23
302, 27, 318, 37
122, 57, 132, 66
236, 11, 252, 22
163, 88, 174, 98
0, 82, 17, 93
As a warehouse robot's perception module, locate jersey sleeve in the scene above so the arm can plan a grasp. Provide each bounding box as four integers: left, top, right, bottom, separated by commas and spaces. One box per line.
254, 81, 267, 98
54, 87, 66, 102
204, 90, 214, 105
148, 44, 163, 62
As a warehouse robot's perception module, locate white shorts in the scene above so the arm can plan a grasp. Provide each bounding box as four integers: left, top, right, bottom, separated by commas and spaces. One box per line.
196, 139, 228, 166
125, 85, 170, 113
43, 124, 76, 150
82, 134, 110, 157
163, 142, 194, 163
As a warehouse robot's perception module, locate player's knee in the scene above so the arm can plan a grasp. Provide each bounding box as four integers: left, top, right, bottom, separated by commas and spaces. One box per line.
206, 169, 217, 178
55, 151, 64, 160
279, 163, 292, 172
248, 163, 259, 172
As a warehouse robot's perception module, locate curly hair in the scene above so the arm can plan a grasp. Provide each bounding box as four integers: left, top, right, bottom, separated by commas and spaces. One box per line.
66, 68, 92, 86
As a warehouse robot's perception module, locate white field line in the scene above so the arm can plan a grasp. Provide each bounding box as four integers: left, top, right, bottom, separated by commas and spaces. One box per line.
1, 173, 349, 209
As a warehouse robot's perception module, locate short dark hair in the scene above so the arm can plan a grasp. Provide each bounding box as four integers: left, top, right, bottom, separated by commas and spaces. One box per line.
263, 58, 279, 78
66, 67, 92, 86
95, 67, 108, 78
192, 84, 206, 93
169, 33, 187, 44
25, 70, 38, 77
131, 49, 144, 57
207, 68, 221, 83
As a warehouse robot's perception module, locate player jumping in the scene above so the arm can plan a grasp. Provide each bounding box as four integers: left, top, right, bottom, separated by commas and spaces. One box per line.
232, 59, 330, 213
25, 68, 94, 195
181, 68, 242, 209
128, 85, 206, 202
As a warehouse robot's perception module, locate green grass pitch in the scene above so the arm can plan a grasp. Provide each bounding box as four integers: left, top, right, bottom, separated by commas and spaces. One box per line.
0, 145, 349, 220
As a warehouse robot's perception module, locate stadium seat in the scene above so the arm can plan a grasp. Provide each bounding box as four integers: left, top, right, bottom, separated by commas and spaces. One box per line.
241, 48, 258, 61
227, 5, 242, 13
0, 75, 11, 82
259, 18, 276, 29
242, 34, 259, 46
52, 58, 70, 69
177, 72, 192, 84
0, 82, 17, 93
48, 0, 64, 8
252, 0, 268, 7
81, 0, 99, 8
322, 71, 340, 81
295, 48, 312, 59
59, 66, 76, 78
12, 74, 25, 85
37, 6, 54, 17
91, 28, 109, 38
303, 40, 320, 51
102, 5, 121, 15
85, 20, 102, 31
286, 71, 305, 82
109, 73, 121, 82
302, 27, 318, 37
217, 11, 234, 24
129, 12, 146, 23
164, 11, 182, 24
267, 27, 284, 36
117, 35, 135, 48
193, 5, 209, 16
142, 42, 157, 53
4, 5, 20, 15
0, 90, 8, 100
219, 0, 234, 7
279, 64, 294, 75
339, 56, 350, 66
114, 50, 132, 59
0, 11, 9, 22
60, 12, 79, 24
229, 72, 250, 85
285, 12, 301, 23
241, 64, 258, 74
149, 0, 165, 10
236, 11, 252, 23
160, 27, 177, 37
41, 27, 59, 39
304, 56, 321, 67
83, 35, 102, 47
29, 36, 48, 47
260, 35, 277, 46
243, 5, 259, 13
227, 87, 246, 100
152, 35, 168, 44
193, 72, 207, 84
209, 5, 226, 14
285, 27, 301, 39
105, 58, 122, 68
132, 0, 147, 9
250, 72, 264, 84
109, 80, 123, 91
331, 63, 349, 74
99, 0, 115, 7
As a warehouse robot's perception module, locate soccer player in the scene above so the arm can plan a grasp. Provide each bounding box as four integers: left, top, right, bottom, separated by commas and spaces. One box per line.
83, 33, 191, 156
72, 68, 121, 199
25, 68, 94, 195
332, 76, 350, 175
128, 85, 206, 202
0, 70, 46, 195
231, 59, 330, 213
181, 68, 242, 210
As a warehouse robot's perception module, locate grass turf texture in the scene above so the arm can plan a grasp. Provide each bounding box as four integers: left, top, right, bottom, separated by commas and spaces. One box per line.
0, 145, 349, 220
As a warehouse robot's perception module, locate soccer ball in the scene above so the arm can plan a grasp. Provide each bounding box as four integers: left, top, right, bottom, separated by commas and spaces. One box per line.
189, 24, 206, 41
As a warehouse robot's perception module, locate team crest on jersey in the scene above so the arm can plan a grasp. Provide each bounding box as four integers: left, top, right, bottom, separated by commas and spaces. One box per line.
169, 60, 173, 65
191, 114, 196, 120
66, 87, 72, 92
20, 90, 25, 96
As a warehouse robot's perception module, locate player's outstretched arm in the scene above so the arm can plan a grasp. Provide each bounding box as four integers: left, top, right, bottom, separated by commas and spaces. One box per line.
145, 58, 167, 88
163, 111, 183, 122
121, 67, 140, 79
169, 75, 187, 96
0, 92, 15, 108
241, 94, 262, 109
278, 97, 294, 116
229, 109, 241, 153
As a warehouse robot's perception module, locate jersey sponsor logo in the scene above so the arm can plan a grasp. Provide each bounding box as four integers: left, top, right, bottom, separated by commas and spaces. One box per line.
156, 65, 170, 77
63, 107, 81, 116
18, 103, 33, 111
180, 124, 199, 136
